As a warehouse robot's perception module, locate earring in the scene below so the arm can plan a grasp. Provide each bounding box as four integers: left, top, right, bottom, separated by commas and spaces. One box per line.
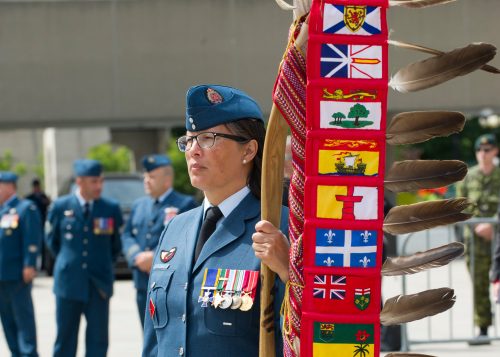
243, 159, 247, 164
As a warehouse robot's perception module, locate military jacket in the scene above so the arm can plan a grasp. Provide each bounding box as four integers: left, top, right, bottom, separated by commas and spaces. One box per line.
0, 197, 42, 281
46, 194, 123, 302
456, 165, 500, 217
121, 190, 198, 290
142, 193, 288, 357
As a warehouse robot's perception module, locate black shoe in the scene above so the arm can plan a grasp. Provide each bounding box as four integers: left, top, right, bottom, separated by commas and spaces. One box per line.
468, 328, 490, 346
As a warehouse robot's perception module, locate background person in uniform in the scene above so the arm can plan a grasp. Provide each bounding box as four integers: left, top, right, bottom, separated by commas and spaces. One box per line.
26, 178, 51, 270
456, 133, 500, 344
45, 159, 123, 357
121, 154, 198, 327
0, 171, 42, 357
491, 222, 500, 304
142, 84, 290, 357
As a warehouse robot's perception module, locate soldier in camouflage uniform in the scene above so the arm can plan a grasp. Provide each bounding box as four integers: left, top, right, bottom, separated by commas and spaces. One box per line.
456, 134, 500, 344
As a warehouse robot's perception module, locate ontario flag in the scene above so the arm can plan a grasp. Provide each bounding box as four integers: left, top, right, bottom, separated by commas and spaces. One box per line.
315, 229, 377, 268
320, 44, 382, 79
323, 4, 382, 36
313, 322, 375, 357
306, 273, 378, 314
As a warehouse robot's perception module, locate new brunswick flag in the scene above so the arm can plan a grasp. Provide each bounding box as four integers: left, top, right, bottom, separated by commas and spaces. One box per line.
313, 322, 374, 357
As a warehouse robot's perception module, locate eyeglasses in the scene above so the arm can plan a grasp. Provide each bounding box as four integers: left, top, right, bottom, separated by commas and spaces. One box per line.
176, 132, 249, 152
476, 147, 494, 153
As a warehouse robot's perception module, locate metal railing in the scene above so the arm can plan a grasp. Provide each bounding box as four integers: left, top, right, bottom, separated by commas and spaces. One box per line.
396, 217, 500, 350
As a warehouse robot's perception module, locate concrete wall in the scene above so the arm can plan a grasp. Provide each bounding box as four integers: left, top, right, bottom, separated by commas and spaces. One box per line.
0, 0, 497, 130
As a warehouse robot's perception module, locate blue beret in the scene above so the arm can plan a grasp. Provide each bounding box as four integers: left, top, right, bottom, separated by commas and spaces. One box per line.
73, 159, 103, 177
185, 84, 264, 131
142, 154, 172, 172
0, 171, 18, 183
475, 134, 497, 150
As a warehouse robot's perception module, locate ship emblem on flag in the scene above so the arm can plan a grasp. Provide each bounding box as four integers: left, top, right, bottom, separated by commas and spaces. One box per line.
354, 288, 371, 310
313, 274, 346, 300
315, 229, 377, 268
320, 44, 382, 79
323, 4, 382, 36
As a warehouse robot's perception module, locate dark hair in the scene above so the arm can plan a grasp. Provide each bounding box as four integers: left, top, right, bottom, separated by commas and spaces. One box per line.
225, 118, 266, 199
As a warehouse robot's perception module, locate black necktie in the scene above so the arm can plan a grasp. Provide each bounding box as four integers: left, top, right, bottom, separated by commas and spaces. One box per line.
194, 206, 223, 262
83, 202, 90, 220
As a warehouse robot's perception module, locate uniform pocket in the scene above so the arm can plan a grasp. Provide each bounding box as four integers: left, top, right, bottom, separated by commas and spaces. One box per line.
149, 270, 174, 329
203, 305, 254, 337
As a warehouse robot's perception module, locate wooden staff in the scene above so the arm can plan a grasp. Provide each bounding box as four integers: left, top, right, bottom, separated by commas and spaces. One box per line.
259, 104, 289, 356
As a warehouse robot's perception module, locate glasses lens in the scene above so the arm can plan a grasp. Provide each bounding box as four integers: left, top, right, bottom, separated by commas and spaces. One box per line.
177, 136, 189, 152
197, 133, 216, 149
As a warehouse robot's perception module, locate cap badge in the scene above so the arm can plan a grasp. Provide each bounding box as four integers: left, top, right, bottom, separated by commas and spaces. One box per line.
206, 88, 223, 104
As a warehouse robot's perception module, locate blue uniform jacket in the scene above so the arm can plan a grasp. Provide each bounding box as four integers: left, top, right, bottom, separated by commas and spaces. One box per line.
121, 190, 198, 290
142, 193, 288, 357
0, 197, 42, 281
46, 194, 123, 302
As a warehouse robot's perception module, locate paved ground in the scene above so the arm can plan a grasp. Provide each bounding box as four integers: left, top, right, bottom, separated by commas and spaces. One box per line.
1, 227, 499, 356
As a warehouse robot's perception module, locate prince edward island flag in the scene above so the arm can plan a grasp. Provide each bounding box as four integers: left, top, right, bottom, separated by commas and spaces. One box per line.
313, 322, 374, 356
323, 4, 382, 36
315, 229, 377, 268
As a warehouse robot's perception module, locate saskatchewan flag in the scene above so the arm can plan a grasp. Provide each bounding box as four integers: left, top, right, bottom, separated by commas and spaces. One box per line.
313, 322, 374, 356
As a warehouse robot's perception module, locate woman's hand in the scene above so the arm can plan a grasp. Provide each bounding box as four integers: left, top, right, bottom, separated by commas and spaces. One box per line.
252, 220, 290, 283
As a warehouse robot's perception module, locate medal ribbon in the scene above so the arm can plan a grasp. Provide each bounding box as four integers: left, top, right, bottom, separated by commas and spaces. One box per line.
225, 269, 236, 295
234, 270, 245, 296
199, 268, 218, 299
239, 270, 250, 297
246, 270, 259, 300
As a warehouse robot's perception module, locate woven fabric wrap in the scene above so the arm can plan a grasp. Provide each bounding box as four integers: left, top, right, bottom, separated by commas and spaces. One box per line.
272, 21, 307, 357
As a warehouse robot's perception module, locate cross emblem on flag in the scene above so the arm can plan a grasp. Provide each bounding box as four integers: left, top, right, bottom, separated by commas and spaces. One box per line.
313, 275, 347, 300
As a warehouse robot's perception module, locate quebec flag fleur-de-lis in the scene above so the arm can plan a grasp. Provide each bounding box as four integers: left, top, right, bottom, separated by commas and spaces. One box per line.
359, 256, 371, 267
324, 230, 336, 244
361, 230, 371, 243
323, 257, 335, 266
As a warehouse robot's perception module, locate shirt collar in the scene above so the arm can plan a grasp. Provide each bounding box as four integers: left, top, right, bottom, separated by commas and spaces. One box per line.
202, 186, 250, 220
75, 189, 93, 208
155, 187, 173, 204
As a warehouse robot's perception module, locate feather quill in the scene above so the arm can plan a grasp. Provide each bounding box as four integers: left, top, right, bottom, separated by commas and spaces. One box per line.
381, 288, 455, 325
385, 353, 436, 357
382, 242, 464, 276
389, 0, 455, 8
386, 111, 465, 145
383, 198, 472, 235
385, 160, 467, 192
389, 40, 500, 74
390, 43, 497, 92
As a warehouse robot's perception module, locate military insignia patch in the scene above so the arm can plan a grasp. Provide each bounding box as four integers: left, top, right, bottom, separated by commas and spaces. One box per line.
160, 247, 177, 263
206, 88, 223, 104
164, 207, 179, 225
149, 297, 155, 319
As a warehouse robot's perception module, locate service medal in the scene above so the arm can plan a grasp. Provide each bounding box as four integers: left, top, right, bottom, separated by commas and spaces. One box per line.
240, 294, 253, 311
213, 292, 223, 308
220, 294, 233, 309
230, 295, 242, 309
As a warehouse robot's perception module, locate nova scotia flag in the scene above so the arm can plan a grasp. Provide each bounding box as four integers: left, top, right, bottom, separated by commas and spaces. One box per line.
323, 4, 382, 36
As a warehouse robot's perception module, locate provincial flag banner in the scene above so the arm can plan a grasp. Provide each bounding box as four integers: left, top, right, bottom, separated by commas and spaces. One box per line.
318, 139, 380, 176
93, 218, 114, 235
320, 44, 382, 79
323, 4, 382, 36
305, 273, 378, 314
313, 322, 375, 357
316, 185, 378, 220
320, 100, 381, 130
315, 228, 377, 268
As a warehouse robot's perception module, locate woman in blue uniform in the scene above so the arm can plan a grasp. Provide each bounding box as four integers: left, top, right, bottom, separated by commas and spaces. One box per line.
142, 84, 290, 357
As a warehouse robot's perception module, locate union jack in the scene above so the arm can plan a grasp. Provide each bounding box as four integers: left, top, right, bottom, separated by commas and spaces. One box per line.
313, 274, 346, 300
